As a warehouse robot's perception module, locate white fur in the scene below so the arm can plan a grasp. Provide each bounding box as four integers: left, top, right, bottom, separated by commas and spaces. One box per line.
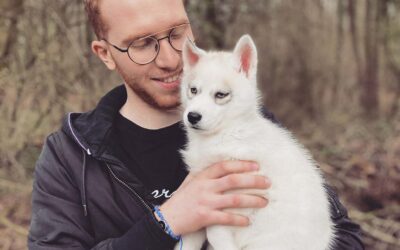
176, 35, 336, 250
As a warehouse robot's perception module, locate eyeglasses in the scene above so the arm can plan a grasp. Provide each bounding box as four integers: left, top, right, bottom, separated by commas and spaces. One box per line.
102, 23, 194, 65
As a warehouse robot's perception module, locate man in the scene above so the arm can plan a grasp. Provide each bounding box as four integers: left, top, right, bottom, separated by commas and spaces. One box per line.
28, 0, 364, 249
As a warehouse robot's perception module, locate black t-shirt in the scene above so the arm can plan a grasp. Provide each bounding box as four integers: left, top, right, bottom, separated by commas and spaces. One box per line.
111, 113, 188, 205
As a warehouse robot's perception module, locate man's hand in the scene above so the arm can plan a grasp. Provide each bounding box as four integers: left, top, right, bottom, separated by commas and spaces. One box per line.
158, 161, 271, 236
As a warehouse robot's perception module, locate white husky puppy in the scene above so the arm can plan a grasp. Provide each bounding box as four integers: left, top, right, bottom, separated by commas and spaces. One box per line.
176, 35, 336, 250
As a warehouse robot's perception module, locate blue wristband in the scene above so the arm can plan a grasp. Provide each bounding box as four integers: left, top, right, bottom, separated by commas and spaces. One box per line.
153, 206, 183, 249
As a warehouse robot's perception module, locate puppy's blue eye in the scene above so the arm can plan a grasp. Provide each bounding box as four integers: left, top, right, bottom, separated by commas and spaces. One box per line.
215, 92, 229, 99
190, 87, 197, 94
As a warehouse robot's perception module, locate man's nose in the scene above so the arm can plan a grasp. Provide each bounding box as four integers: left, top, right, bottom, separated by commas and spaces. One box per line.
155, 38, 180, 70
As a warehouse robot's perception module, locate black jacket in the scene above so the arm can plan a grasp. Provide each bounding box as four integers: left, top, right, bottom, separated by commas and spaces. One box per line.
28, 85, 364, 250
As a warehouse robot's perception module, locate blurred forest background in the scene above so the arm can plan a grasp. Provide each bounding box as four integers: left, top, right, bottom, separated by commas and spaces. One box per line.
0, 0, 399, 249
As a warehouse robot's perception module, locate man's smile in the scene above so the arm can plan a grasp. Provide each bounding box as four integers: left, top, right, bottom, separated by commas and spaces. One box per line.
151, 70, 182, 89
152, 70, 182, 82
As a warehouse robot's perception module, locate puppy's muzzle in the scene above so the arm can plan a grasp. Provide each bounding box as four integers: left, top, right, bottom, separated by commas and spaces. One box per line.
187, 112, 202, 125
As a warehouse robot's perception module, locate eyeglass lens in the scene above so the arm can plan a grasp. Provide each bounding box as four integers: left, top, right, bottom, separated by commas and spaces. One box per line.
127, 24, 193, 64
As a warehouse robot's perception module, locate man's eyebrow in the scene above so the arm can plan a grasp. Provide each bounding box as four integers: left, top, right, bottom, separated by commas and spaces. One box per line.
121, 19, 190, 46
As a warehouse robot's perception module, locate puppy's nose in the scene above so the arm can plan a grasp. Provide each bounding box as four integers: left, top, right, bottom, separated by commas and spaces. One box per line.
187, 112, 202, 125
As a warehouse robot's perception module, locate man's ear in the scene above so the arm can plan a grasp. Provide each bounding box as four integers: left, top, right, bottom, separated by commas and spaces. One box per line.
233, 34, 258, 79
91, 40, 116, 70
182, 38, 205, 69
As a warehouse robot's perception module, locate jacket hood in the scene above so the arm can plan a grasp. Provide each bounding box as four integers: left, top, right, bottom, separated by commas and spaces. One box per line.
62, 84, 127, 158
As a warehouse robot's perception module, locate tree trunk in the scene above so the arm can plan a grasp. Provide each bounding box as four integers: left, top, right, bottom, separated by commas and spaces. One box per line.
334, 0, 344, 100
361, 0, 380, 118
347, 0, 363, 90
381, 0, 400, 116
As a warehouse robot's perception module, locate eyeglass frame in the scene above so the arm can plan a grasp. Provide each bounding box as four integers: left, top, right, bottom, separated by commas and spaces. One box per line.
101, 22, 194, 65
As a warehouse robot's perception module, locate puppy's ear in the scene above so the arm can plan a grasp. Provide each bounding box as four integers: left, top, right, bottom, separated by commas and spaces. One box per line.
233, 35, 258, 79
182, 38, 205, 69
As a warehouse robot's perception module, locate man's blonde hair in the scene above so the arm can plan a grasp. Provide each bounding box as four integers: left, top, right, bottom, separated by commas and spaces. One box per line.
84, 0, 106, 38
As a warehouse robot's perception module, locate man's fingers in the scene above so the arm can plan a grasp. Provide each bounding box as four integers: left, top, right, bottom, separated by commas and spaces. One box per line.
200, 161, 259, 179
213, 173, 271, 192
209, 211, 250, 227
212, 194, 268, 209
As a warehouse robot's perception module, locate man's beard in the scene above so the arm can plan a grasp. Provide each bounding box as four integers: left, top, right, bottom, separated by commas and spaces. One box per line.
116, 66, 181, 111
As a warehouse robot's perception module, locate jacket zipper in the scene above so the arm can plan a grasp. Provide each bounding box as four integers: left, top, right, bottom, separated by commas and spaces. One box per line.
68, 113, 92, 155
106, 163, 152, 212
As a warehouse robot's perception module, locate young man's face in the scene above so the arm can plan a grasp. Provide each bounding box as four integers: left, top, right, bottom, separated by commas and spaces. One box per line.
95, 0, 190, 110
